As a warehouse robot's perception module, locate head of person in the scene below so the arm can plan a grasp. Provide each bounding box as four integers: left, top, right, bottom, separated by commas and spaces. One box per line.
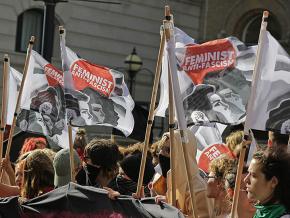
207, 155, 232, 198
20, 137, 47, 156
115, 150, 155, 197
119, 151, 155, 185
73, 129, 87, 161
118, 143, 154, 184
21, 150, 54, 199
226, 131, 244, 158
53, 148, 81, 188
268, 131, 289, 151
244, 147, 290, 210
82, 139, 122, 187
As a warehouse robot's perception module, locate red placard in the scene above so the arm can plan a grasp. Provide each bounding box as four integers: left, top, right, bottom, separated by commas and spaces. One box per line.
44, 64, 64, 87
198, 143, 231, 173
70, 60, 114, 97
180, 39, 236, 84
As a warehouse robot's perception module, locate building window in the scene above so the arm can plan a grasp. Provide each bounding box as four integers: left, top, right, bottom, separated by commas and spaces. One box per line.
16, 9, 44, 53
235, 10, 282, 46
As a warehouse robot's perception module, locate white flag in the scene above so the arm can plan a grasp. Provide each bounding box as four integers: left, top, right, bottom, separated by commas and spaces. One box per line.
246, 31, 290, 134
17, 50, 75, 148
156, 26, 257, 126
7, 67, 22, 125
60, 31, 135, 136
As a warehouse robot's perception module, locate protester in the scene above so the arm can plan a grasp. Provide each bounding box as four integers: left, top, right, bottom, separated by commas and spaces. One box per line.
222, 159, 256, 218
19, 137, 47, 156
153, 130, 214, 218
73, 128, 88, 161
244, 147, 290, 218
53, 148, 81, 188
109, 144, 155, 197
21, 149, 54, 200
207, 155, 232, 217
268, 131, 289, 151
75, 139, 121, 188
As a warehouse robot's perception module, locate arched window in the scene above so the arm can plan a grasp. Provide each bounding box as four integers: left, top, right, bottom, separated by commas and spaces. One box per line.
235, 10, 282, 45
16, 9, 44, 53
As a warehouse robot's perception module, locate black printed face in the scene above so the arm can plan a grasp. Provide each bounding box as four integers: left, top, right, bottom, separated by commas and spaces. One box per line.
91, 103, 105, 123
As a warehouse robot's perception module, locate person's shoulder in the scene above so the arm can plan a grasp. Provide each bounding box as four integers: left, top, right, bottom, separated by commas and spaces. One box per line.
280, 214, 290, 218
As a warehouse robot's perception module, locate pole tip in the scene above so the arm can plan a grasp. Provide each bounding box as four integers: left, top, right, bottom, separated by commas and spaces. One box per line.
165, 5, 171, 20
59, 26, 65, 34
263, 11, 269, 18
29, 36, 35, 44
4, 54, 9, 62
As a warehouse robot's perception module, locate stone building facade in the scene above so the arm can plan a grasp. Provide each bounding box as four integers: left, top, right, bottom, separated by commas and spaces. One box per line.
0, 0, 205, 141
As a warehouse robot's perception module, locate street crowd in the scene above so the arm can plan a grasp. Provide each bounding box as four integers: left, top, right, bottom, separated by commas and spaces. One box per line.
0, 128, 290, 218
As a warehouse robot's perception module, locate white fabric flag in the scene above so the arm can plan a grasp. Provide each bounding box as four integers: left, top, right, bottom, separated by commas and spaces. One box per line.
6, 67, 22, 125
246, 31, 290, 134
156, 26, 257, 127
60, 32, 135, 136
17, 50, 75, 148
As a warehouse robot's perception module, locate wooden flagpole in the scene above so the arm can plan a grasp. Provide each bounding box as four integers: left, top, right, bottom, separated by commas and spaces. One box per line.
230, 11, 269, 218
163, 19, 198, 218
168, 59, 177, 206
68, 124, 75, 182
4, 36, 35, 160
110, 133, 116, 143
135, 7, 167, 197
0, 55, 9, 161
164, 5, 177, 206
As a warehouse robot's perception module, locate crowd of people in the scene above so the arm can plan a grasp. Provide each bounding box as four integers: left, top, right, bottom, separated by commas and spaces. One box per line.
0, 127, 290, 218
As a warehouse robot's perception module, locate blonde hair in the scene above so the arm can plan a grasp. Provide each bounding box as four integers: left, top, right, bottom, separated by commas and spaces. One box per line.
226, 131, 243, 154
119, 142, 144, 157
208, 155, 234, 179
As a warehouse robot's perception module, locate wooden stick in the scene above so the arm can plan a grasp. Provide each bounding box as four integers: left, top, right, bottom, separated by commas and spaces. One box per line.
0, 55, 9, 160
230, 141, 247, 218
68, 125, 75, 182
168, 57, 176, 206
166, 7, 177, 203
163, 19, 197, 218
231, 11, 269, 218
110, 133, 116, 144
4, 36, 35, 159
135, 9, 168, 197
